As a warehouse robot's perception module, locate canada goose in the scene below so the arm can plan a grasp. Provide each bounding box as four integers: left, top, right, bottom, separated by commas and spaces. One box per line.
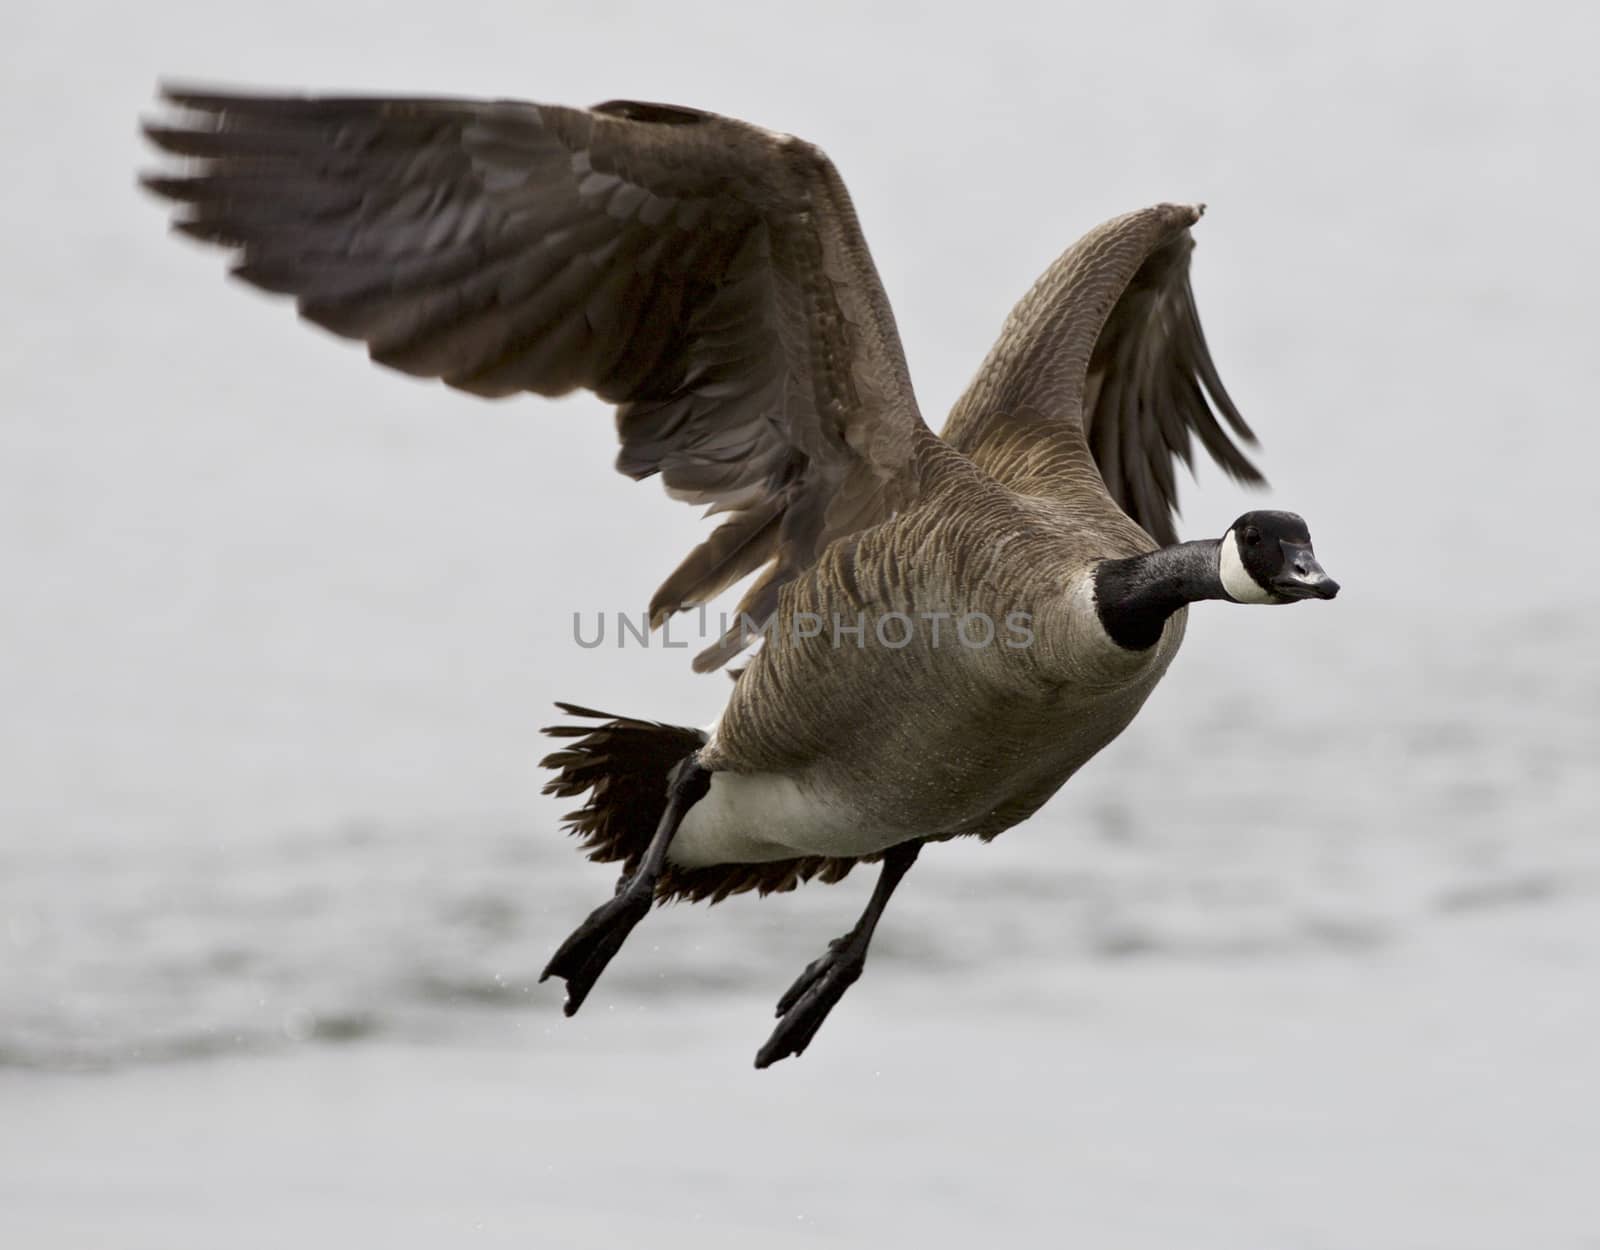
142, 86, 1339, 1068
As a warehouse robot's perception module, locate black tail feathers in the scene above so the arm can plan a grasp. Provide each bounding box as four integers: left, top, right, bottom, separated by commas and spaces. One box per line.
540, 703, 707, 878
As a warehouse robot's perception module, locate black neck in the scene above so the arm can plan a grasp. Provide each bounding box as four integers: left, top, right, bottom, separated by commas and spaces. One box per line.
1093, 540, 1226, 651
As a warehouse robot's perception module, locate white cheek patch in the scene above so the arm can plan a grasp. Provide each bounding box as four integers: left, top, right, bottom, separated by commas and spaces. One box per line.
1219, 529, 1277, 604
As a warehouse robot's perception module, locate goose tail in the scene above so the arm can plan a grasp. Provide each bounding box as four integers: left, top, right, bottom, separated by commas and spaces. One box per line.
539, 702, 864, 903
539, 703, 708, 880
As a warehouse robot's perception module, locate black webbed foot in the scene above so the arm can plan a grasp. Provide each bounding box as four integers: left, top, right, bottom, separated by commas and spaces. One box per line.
541, 753, 711, 1017
539, 881, 653, 1016
754, 933, 866, 1068
751, 840, 921, 1070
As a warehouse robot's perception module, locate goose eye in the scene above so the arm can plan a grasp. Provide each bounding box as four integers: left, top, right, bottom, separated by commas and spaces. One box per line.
1243, 528, 1261, 546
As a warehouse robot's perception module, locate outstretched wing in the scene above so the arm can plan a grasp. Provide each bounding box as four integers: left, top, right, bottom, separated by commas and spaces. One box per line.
143, 87, 926, 669
940, 203, 1262, 545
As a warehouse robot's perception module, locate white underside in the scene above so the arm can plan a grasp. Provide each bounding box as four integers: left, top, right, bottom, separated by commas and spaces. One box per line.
669, 770, 905, 868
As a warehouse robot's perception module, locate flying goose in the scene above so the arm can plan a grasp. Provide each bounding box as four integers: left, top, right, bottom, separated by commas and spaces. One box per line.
142, 86, 1339, 1068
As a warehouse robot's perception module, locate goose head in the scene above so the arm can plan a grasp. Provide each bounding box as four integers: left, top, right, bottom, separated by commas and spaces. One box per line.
1219, 510, 1339, 605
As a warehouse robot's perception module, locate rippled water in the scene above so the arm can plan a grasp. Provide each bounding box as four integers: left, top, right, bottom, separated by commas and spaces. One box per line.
5, 600, 1593, 1070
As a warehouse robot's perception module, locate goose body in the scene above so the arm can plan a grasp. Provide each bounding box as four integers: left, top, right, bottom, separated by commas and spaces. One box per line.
143, 86, 1339, 1065
677, 508, 1186, 867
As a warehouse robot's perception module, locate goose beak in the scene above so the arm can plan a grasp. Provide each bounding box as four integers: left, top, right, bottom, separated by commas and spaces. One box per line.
1271, 542, 1340, 601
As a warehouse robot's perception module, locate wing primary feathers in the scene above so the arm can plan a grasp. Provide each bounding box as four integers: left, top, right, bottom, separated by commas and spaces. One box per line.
141, 83, 926, 670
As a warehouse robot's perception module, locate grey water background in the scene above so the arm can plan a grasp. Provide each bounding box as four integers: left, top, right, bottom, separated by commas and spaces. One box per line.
4, 0, 1596, 1061
2, 1, 1597, 1242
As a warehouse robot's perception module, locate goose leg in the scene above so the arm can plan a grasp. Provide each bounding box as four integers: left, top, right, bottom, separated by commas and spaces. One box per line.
755, 839, 921, 1069
540, 755, 711, 1016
